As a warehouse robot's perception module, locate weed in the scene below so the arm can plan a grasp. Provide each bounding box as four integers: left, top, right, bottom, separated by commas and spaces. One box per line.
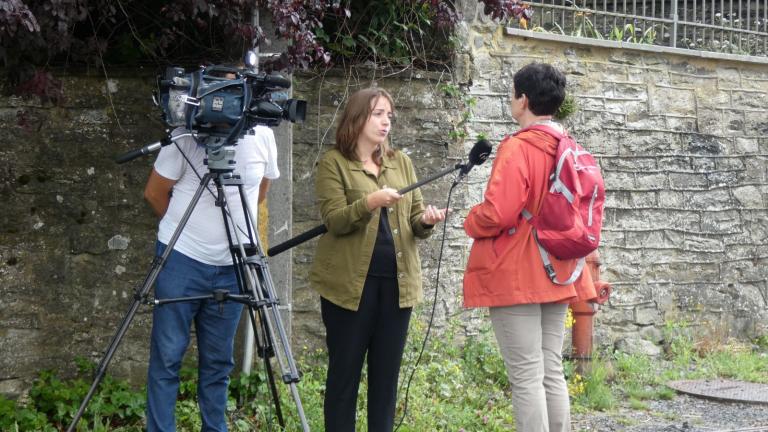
4, 320, 768, 430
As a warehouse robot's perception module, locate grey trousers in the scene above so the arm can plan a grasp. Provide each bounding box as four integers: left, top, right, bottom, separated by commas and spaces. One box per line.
490, 303, 571, 432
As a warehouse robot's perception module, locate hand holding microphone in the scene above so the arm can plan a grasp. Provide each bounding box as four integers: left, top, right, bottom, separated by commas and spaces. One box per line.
367, 186, 402, 210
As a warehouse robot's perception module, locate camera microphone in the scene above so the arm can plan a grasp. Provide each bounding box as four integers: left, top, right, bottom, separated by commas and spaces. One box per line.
259, 73, 292, 89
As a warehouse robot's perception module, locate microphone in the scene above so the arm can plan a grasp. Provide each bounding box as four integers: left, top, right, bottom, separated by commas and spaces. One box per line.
459, 138, 492, 176
115, 140, 165, 164
114, 132, 192, 164
267, 138, 493, 257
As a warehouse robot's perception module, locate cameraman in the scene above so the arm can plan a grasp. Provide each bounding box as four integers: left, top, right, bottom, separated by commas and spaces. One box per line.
143, 125, 279, 432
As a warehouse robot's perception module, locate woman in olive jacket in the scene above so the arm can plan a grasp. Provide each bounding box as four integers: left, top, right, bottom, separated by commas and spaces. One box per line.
309, 87, 446, 432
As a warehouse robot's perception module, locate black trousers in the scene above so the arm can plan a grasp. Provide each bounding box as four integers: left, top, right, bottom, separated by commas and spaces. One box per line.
321, 276, 412, 432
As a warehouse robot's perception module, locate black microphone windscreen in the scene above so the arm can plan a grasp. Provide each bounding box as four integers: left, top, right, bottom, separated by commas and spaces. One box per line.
468, 139, 492, 165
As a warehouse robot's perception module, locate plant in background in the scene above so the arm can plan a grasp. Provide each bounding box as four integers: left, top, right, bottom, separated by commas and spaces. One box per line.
608, 22, 658, 44
555, 93, 578, 120
2, 0, 534, 101
440, 82, 477, 142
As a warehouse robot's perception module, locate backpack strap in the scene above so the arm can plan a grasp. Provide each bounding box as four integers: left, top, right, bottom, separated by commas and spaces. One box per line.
519, 136, 586, 286
532, 229, 587, 285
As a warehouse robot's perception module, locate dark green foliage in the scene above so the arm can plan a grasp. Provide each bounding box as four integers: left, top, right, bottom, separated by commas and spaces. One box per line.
2, 0, 528, 101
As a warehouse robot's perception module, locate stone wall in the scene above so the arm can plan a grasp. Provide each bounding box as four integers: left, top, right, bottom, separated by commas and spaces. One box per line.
457, 7, 768, 351
0, 70, 162, 396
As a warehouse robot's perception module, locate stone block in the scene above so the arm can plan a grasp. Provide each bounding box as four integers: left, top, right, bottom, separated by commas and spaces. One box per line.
605, 98, 647, 115
635, 172, 668, 190
735, 137, 759, 153
690, 156, 717, 171
615, 336, 662, 357
618, 130, 680, 155
635, 306, 663, 326
472, 95, 505, 120
591, 62, 629, 82
669, 172, 709, 189
732, 186, 764, 208
743, 110, 768, 136
665, 115, 697, 132
612, 209, 699, 231
658, 190, 686, 208
706, 171, 743, 188
629, 191, 659, 207
687, 189, 734, 210
682, 234, 724, 252
700, 210, 742, 234
649, 85, 696, 116
731, 90, 768, 110
716, 67, 742, 87
658, 156, 691, 171
695, 90, 731, 110
625, 230, 665, 247
600, 157, 657, 171
603, 170, 635, 190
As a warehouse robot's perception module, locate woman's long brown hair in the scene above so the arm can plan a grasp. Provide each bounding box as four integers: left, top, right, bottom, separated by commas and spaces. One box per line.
335, 87, 396, 164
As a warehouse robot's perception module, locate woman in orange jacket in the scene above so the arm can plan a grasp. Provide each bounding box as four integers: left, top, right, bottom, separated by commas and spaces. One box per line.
463, 63, 596, 432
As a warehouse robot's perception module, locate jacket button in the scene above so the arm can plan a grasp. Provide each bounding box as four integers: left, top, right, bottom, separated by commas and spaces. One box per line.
393, 228, 399, 235
388, 207, 394, 213
398, 272, 404, 279
397, 251, 403, 258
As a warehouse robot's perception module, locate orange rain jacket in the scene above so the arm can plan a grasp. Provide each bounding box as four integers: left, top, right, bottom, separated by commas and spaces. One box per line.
463, 129, 597, 308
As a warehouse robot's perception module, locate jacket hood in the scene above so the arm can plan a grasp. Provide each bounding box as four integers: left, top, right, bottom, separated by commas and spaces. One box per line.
514, 129, 559, 156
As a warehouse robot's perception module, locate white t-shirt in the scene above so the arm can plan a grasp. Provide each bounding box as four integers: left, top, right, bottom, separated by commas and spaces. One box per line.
154, 126, 280, 265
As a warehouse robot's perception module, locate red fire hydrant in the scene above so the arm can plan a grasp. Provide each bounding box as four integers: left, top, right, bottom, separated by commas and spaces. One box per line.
570, 250, 611, 372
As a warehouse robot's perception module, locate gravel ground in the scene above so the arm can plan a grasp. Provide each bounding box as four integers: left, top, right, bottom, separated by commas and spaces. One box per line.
572, 394, 768, 431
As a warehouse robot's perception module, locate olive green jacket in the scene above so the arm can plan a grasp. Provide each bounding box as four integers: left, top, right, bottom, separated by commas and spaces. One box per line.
309, 149, 433, 311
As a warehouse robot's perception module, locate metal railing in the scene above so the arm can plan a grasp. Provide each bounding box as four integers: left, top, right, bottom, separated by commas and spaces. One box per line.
524, 0, 768, 57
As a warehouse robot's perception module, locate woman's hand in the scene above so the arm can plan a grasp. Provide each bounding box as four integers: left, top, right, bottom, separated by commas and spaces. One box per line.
420, 205, 447, 226
366, 187, 402, 211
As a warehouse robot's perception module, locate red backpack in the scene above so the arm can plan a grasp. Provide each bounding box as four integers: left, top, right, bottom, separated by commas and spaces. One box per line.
516, 124, 606, 285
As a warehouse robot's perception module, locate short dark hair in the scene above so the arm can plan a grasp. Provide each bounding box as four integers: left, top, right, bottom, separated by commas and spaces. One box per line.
513, 63, 566, 116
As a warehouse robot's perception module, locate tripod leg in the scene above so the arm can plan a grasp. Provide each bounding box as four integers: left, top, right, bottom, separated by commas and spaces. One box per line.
243, 297, 286, 427
66, 173, 214, 432
241, 259, 309, 431
66, 294, 144, 432
217, 181, 310, 431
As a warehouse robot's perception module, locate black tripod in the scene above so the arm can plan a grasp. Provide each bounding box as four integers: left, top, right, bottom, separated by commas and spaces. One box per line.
66, 132, 309, 432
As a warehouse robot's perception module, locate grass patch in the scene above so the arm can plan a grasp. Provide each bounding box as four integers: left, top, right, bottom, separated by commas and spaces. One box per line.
2, 320, 767, 430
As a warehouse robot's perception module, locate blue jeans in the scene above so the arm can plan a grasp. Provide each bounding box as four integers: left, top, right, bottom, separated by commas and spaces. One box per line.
146, 242, 243, 432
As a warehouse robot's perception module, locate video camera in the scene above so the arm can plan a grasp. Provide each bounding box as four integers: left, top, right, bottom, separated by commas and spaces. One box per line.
154, 63, 306, 146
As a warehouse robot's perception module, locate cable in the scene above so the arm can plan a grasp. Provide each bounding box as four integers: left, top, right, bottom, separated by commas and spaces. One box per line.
394, 178, 460, 431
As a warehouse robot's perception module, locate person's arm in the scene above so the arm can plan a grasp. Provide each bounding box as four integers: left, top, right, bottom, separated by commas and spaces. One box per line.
144, 169, 177, 218
258, 178, 271, 203
464, 137, 529, 239
316, 154, 376, 235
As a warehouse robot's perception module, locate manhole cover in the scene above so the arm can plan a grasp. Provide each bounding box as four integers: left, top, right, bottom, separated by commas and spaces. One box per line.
668, 379, 768, 404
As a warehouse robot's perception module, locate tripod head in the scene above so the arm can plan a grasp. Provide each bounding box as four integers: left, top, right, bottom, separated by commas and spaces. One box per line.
198, 133, 239, 173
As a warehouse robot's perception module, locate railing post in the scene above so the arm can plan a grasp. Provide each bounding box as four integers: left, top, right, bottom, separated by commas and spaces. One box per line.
671, 0, 679, 47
